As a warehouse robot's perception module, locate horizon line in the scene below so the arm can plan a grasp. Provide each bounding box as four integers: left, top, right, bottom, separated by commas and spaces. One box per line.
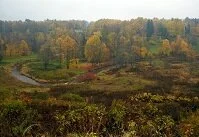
1, 17, 198, 22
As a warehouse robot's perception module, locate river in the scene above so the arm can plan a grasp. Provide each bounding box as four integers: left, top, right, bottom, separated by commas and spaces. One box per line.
11, 66, 42, 86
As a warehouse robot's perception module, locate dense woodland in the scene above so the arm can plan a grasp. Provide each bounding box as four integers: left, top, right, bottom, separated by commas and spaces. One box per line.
0, 18, 199, 66
0, 18, 199, 137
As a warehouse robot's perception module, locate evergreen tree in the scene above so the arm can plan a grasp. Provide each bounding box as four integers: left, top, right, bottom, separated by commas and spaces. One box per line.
146, 20, 154, 38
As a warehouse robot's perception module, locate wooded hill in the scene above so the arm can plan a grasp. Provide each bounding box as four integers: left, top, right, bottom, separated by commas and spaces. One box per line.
0, 18, 199, 67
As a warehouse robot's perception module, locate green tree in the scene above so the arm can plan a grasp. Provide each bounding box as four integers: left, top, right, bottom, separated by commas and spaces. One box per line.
40, 43, 53, 70
157, 23, 168, 38
35, 32, 45, 52
185, 24, 191, 35
165, 19, 184, 37
131, 36, 146, 62
146, 20, 154, 38
0, 38, 4, 62
107, 32, 118, 60
115, 35, 131, 65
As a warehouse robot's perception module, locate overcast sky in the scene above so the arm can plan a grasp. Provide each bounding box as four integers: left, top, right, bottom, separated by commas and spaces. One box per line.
0, 0, 198, 21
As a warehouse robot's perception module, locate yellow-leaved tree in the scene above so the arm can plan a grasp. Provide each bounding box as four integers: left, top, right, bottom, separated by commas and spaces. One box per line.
85, 32, 110, 64
171, 36, 194, 59
18, 40, 31, 56
5, 43, 16, 56
160, 39, 172, 56
56, 35, 77, 69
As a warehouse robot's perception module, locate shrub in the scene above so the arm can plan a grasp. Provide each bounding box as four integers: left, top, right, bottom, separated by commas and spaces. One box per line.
32, 92, 49, 100
67, 133, 98, 137
178, 110, 199, 137
123, 120, 137, 136
0, 88, 12, 101
79, 63, 93, 71
143, 103, 159, 118
60, 93, 85, 102
136, 115, 175, 137
55, 104, 106, 135
77, 72, 97, 82
106, 100, 126, 135
0, 101, 38, 137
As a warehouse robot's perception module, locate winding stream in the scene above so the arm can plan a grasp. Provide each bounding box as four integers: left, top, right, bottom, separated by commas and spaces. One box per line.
11, 63, 116, 86
11, 66, 43, 86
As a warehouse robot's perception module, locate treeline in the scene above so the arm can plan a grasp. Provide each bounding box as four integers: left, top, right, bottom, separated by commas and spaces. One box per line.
0, 18, 199, 66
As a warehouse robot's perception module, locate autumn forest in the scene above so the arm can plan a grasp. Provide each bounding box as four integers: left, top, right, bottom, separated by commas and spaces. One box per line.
0, 18, 199, 136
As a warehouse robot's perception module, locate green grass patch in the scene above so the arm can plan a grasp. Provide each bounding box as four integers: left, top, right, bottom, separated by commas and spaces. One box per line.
0, 54, 37, 66
192, 44, 199, 53
26, 62, 85, 81
148, 39, 162, 54
94, 70, 156, 91
151, 59, 165, 68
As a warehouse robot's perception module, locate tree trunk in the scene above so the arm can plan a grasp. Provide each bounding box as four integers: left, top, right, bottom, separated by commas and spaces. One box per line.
44, 62, 47, 70
67, 63, 69, 69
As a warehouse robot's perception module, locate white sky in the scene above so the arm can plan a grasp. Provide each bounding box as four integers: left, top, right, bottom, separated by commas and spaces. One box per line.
0, 0, 198, 21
